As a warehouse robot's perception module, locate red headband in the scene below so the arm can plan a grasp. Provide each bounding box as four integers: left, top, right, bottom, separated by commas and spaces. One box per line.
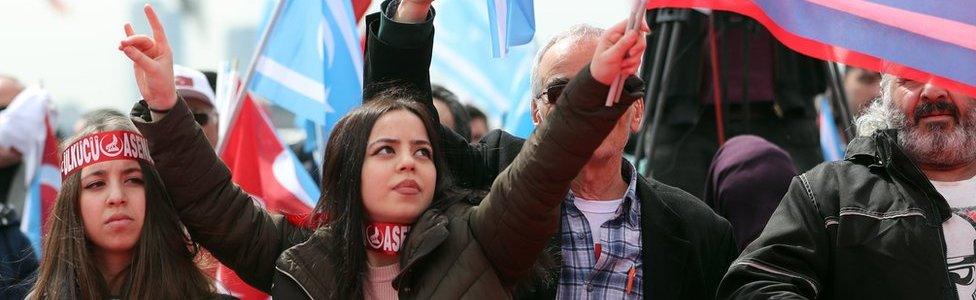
60, 130, 154, 180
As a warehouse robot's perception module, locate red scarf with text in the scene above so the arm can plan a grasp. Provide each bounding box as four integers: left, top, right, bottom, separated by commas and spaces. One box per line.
364, 222, 411, 256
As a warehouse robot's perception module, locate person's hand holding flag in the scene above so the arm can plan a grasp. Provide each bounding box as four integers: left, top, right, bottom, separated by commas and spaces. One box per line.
604, 0, 649, 106
396, 0, 433, 23
590, 16, 649, 89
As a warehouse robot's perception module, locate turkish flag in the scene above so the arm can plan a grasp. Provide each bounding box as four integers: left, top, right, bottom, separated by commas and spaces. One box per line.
39, 114, 59, 233
352, 0, 373, 21
217, 93, 318, 299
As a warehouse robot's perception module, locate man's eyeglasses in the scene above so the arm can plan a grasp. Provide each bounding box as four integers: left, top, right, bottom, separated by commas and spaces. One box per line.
534, 83, 568, 105
193, 113, 211, 126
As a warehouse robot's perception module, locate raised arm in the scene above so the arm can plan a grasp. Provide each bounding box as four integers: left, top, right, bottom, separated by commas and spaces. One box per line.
363, 0, 531, 191
470, 19, 648, 285
363, 0, 437, 120
130, 99, 306, 292
120, 4, 306, 292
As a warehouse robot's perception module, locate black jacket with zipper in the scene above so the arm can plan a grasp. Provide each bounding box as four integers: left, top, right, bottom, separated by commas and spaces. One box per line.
719, 129, 957, 299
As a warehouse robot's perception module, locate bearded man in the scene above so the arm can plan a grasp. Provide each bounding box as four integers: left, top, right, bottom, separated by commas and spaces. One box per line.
718, 75, 976, 299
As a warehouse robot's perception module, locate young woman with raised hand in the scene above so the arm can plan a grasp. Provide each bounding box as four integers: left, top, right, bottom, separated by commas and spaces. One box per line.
119, 4, 645, 299
28, 115, 228, 299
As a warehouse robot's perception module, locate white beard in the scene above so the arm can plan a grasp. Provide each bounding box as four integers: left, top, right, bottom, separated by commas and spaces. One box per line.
897, 106, 976, 169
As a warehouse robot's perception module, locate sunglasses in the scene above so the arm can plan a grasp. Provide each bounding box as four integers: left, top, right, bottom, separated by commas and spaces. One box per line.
535, 83, 568, 105
193, 113, 211, 126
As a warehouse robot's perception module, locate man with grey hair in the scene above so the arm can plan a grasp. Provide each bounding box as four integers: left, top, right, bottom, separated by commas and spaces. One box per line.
720, 75, 976, 298
363, 0, 736, 298
528, 24, 604, 123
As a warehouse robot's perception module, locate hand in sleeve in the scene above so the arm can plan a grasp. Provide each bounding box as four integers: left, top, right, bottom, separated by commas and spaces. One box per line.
394, 0, 433, 23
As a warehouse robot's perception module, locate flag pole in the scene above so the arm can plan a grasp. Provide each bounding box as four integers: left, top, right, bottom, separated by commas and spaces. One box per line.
216, 0, 288, 154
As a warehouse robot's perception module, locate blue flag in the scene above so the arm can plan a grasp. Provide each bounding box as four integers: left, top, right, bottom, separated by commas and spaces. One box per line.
432, 0, 537, 138
818, 95, 845, 161
249, 0, 363, 133
488, 0, 535, 58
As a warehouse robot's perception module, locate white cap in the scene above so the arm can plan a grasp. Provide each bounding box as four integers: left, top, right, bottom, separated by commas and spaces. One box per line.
173, 65, 215, 108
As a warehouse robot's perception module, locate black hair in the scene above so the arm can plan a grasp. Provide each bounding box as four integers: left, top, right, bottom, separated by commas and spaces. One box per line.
313, 85, 456, 298
465, 104, 487, 122
431, 84, 472, 140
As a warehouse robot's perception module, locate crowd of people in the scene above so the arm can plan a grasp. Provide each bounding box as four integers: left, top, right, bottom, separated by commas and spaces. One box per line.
0, 0, 974, 299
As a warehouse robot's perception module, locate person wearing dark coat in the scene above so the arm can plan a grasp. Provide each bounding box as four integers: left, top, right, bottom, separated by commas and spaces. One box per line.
0, 205, 37, 299
120, 3, 647, 298
704, 135, 798, 252
363, 1, 737, 298
719, 74, 976, 299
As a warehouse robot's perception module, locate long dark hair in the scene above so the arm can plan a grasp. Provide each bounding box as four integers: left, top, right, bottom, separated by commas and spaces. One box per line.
30, 117, 217, 299
313, 86, 455, 299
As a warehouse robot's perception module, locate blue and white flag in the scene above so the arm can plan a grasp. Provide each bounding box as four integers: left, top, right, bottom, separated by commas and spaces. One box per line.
432, 0, 537, 138
818, 95, 845, 161
487, 0, 535, 58
249, 0, 363, 133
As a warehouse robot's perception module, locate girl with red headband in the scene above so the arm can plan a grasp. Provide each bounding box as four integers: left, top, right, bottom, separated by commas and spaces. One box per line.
28, 115, 230, 299
119, 4, 645, 299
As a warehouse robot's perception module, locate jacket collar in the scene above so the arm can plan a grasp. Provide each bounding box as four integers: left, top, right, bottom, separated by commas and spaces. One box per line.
845, 129, 926, 168
564, 161, 641, 227
846, 129, 952, 223
622, 161, 641, 227
276, 228, 338, 299
393, 208, 450, 291
635, 175, 691, 299
275, 209, 452, 298
844, 133, 884, 165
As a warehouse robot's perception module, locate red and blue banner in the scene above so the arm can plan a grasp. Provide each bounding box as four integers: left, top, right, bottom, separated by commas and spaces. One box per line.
647, 0, 976, 97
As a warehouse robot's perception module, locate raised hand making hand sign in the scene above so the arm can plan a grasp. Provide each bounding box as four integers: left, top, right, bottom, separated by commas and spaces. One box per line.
119, 4, 177, 114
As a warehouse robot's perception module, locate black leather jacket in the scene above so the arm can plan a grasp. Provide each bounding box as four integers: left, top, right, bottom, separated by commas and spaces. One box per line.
719, 129, 960, 299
